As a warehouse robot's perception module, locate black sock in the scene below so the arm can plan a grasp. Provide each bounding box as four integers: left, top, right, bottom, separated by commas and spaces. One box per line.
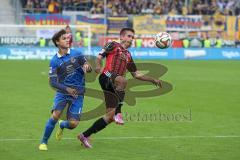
115, 90, 125, 115
83, 117, 108, 137
115, 103, 123, 115
116, 90, 125, 102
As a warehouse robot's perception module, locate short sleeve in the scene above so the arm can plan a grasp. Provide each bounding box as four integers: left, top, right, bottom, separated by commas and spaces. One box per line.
99, 41, 116, 58
99, 48, 107, 58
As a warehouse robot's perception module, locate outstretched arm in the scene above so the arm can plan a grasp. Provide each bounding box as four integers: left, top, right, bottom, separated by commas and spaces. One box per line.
127, 57, 162, 88
131, 71, 163, 88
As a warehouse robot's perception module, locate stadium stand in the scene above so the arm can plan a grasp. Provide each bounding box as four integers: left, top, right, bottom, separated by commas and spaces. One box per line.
20, 0, 240, 16
0, 0, 17, 24
0, 0, 239, 49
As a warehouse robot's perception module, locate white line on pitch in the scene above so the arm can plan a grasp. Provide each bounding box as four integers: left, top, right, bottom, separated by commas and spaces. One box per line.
0, 135, 240, 141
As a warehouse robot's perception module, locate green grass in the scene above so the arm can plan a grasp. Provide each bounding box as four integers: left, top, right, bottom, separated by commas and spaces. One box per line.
0, 60, 240, 160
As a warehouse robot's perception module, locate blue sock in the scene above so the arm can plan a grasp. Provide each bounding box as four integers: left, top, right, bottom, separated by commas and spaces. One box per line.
41, 117, 57, 144
60, 120, 71, 129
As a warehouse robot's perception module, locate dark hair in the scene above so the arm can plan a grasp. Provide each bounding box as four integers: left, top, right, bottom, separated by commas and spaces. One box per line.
65, 25, 71, 29
52, 29, 66, 47
120, 28, 135, 36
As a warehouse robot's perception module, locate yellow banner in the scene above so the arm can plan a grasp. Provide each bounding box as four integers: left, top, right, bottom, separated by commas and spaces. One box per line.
76, 21, 106, 34
212, 14, 225, 31
133, 15, 166, 35
76, 15, 106, 34
239, 17, 240, 32
237, 17, 240, 40
107, 17, 128, 34
226, 16, 236, 40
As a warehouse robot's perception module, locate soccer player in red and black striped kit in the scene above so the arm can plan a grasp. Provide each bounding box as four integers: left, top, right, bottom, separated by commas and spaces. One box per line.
77, 28, 162, 148
65, 25, 73, 47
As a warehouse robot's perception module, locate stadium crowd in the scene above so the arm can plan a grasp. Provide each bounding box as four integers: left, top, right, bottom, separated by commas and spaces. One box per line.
21, 0, 240, 16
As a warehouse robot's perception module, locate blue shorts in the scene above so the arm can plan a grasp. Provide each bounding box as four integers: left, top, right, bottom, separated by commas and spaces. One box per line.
52, 92, 84, 121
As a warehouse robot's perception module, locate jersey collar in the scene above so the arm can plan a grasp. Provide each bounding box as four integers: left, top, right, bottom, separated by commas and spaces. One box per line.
57, 48, 70, 58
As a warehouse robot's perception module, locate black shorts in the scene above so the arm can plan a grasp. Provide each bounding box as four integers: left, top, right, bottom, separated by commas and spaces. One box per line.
99, 73, 119, 108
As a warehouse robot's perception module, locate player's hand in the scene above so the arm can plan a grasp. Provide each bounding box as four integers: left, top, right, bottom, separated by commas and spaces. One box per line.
152, 79, 163, 88
83, 63, 92, 73
66, 87, 78, 98
95, 67, 102, 74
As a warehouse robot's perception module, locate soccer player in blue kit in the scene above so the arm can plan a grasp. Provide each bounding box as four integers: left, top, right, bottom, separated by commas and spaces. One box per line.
39, 29, 92, 151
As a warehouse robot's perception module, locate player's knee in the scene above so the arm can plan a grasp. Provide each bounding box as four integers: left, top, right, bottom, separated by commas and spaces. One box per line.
69, 120, 79, 129
52, 110, 61, 120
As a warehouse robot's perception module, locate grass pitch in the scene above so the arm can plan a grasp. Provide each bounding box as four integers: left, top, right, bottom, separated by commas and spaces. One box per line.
0, 60, 239, 160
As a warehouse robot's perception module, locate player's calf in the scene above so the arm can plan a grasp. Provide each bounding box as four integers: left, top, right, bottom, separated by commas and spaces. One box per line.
114, 78, 126, 124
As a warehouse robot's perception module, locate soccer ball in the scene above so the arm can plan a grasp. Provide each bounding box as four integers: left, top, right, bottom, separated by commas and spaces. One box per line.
154, 32, 172, 49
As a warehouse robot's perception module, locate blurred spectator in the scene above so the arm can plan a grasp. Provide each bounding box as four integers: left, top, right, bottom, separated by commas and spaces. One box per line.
217, 0, 225, 12
183, 38, 190, 48
203, 36, 211, 48
62, 0, 73, 11
65, 25, 73, 47
136, 38, 142, 47
90, 0, 104, 14
39, 37, 46, 47
215, 36, 223, 48
235, 1, 240, 15
225, 0, 235, 15
75, 31, 83, 46
83, 36, 90, 47
153, 3, 162, 15
48, 0, 61, 14
24, 0, 34, 13
141, 2, 154, 14
190, 38, 202, 48
171, 0, 184, 15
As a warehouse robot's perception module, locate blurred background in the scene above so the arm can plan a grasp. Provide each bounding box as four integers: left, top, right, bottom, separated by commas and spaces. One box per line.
0, 0, 240, 59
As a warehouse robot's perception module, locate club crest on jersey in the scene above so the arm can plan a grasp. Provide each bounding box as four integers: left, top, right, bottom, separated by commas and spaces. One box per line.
71, 57, 76, 63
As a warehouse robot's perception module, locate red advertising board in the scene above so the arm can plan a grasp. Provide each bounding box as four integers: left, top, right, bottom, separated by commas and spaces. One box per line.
98, 36, 182, 48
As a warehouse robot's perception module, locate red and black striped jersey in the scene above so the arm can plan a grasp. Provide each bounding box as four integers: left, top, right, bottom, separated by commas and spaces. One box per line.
99, 41, 137, 76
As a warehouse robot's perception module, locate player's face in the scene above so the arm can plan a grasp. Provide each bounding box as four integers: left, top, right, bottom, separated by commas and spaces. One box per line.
66, 27, 71, 33
58, 34, 70, 49
121, 31, 134, 48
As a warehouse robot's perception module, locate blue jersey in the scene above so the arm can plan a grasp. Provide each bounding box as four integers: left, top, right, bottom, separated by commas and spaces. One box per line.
49, 48, 86, 94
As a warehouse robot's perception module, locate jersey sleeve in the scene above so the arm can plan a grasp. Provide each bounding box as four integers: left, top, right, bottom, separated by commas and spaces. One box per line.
48, 60, 67, 92
48, 60, 58, 78
99, 41, 116, 58
127, 56, 137, 72
72, 49, 87, 66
